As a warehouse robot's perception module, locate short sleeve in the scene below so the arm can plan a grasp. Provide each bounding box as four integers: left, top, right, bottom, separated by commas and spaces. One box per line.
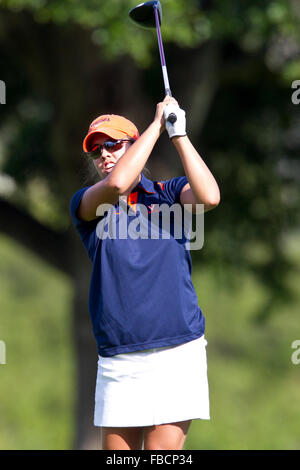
162, 176, 188, 205
70, 186, 101, 259
70, 186, 93, 227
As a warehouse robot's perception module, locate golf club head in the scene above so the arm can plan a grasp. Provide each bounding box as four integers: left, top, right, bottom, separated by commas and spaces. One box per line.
129, 1, 162, 29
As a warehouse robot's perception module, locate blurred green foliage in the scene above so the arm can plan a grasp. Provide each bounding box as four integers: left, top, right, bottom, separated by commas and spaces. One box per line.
0, 0, 299, 66
185, 231, 300, 450
0, 0, 300, 449
0, 235, 74, 449
0, 233, 299, 449
0, 0, 299, 315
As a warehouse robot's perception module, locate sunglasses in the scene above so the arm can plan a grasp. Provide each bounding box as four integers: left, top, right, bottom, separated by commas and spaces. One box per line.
85, 139, 134, 159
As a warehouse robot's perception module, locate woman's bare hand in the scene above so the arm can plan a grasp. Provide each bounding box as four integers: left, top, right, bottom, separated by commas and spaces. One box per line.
153, 96, 179, 134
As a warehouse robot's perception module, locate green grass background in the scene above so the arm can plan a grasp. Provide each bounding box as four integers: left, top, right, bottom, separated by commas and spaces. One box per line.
0, 232, 299, 450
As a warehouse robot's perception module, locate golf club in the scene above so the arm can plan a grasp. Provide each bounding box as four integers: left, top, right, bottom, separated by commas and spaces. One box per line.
129, 1, 177, 124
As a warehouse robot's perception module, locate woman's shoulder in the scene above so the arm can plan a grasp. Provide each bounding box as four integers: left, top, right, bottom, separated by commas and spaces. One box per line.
69, 186, 93, 220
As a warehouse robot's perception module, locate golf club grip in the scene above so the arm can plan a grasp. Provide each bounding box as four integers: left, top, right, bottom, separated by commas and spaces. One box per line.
167, 113, 177, 124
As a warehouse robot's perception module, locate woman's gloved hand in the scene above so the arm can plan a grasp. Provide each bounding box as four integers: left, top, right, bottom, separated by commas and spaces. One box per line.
154, 96, 186, 138
163, 103, 186, 139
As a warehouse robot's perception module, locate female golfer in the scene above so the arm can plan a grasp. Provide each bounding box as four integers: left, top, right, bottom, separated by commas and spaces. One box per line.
70, 95, 220, 450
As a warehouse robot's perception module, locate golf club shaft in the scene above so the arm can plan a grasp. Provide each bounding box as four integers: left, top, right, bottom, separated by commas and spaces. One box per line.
154, 5, 172, 96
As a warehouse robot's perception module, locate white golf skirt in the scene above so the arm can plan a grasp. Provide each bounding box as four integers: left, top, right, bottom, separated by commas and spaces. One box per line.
94, 335, 210, 427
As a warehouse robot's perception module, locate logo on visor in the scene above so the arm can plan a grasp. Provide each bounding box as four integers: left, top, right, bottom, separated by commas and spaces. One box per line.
90, 117, 111, 129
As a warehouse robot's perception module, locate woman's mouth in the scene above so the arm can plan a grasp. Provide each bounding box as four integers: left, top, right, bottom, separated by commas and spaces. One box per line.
104, 163, 115, 171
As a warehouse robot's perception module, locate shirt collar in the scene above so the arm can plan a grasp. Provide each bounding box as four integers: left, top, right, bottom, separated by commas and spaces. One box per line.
135, 173, 156, 194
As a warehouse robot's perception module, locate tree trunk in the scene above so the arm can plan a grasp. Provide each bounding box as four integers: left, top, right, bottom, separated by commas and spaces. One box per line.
70, 230, 100, 450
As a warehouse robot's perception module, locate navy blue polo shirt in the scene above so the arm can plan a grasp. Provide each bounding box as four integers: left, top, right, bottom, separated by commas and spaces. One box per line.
70, 173, 205, 357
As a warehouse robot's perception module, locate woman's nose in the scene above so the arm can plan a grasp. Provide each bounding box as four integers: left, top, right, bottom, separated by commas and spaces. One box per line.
101, 148, 112, 159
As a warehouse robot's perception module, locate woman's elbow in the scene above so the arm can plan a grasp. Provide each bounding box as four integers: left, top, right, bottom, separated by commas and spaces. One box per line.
207, 190, 221, 208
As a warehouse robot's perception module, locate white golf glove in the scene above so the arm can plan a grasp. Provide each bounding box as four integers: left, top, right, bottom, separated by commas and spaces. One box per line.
163, 103, 186, 139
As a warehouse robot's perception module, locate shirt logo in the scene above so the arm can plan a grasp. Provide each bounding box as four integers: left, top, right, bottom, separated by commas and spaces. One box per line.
147, 204, 160, 213
95, 197, 205, 251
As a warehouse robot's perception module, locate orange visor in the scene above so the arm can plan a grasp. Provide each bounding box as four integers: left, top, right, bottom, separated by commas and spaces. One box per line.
83, 114, 139, 152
